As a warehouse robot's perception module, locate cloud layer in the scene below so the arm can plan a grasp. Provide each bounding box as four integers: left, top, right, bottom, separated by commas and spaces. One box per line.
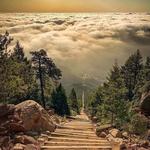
0, 13, 150, 85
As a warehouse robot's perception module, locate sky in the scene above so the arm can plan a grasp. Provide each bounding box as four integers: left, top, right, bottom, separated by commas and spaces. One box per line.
0, 0, 150, 12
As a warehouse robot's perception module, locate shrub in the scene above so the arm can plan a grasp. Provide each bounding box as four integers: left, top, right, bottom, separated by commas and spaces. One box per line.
128, 113, 148, 135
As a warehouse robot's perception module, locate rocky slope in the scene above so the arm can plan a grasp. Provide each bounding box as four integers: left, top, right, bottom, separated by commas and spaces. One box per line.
0, 100, 58, 150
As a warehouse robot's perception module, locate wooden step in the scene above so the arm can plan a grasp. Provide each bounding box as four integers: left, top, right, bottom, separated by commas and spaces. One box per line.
59, 126, 94, 130
56, 129, 95, 134
51, 133, 98, 139
41, 111, 112, 150
53, 132, 97, 137
45, 141, 111, 146
48, 137, 108, 143
41, 145, 112, 150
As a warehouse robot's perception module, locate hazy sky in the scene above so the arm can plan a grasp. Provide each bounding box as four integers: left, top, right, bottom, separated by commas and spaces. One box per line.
0, 0, 150, 12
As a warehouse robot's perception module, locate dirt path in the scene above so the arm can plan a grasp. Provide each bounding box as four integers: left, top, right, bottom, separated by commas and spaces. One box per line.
41, 111, 112, 150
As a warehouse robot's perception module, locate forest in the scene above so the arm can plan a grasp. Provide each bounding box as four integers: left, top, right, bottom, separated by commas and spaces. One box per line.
0, 31, 80, 116
0, 31, 150, 149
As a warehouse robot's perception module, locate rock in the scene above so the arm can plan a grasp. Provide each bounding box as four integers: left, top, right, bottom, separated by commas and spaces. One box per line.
9, 122, 25, 132
37, 137, 45, 145
99, 132, 107, 138
92, 116, 98, 123
122, 132, 128, 139
15, 100, 56, 132
13, 143, 25, 150
140, 140, 149, 149
0, 104, 24, 135
96, 124, 112, 136
109, 128, 121, 138
130, 144, 138, 150
51, 115, 60, 124
120, 143, 127, 150
47, 109, 55, 116
140, 91, 150, 116
106, 134, 114, 142
24, 144, 40, 150
40, 133, 49, 141
0, 136, 10, 147
15, 135, 37, 145
0, 104, 15, 117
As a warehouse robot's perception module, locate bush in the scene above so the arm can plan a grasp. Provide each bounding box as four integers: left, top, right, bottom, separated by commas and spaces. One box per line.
128, 114, 148, 135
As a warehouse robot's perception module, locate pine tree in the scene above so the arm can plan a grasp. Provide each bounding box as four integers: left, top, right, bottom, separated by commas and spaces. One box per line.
88, 86, 103, 118
104, 62, 128, 126
51, 83, 70, 116
145, 56, 150, 82
0, 32, 14, 103
0, 33, 37, 104
139, 56, 150, 93
69, 88, 79, 114
30, 49, 61, 108
121, 50, 143, 100
12, 41, 25, 61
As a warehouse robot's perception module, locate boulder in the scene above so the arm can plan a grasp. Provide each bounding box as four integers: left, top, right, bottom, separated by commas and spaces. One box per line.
140, 91, 150, 116
9, 122, 26, 132
96, 124, 112, 136
140, 140, 149, 149
14, 135, 38, 145
47, 109, 55, 116
51, 115, 60, 124
120, 143, 127, 150
0, 136, 10, 148
0, 104, 15, 117
109, 128, 121, 138
0, 104, 24, 135
99, 132, 107, 138
15, 100, 56, 132
122, 132, 128, 139
13, 143, 25, 150
24, 144, 40, 150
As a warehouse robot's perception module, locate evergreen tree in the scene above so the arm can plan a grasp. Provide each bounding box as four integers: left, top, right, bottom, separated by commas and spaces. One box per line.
0, 33, 37, 104
145, 56, 150, 82
88, 86, 103, 118
121, 50, 143, 100
12, 41, 25, 61
30, 49, 61, 108
104, 62, 128, 126
51, 83, 70, 116
0, 31, 13, 57
69, 88, 79, 114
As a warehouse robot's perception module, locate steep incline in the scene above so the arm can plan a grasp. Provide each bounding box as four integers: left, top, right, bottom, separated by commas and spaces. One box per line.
41, 111, 112, 150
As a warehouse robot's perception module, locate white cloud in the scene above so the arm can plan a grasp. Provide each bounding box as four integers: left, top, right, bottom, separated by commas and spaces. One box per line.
0, 13, 150, 85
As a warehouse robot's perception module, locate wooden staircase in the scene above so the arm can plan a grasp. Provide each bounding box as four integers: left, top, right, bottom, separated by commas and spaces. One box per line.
41, 112, 112, 150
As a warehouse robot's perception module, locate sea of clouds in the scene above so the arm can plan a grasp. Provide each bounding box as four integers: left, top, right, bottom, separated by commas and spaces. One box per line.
0, 13, 150, 85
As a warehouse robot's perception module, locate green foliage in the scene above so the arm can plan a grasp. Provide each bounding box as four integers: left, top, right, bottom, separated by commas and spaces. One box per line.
69, 88, 80, 114
0, 32, 61, 112
0, 33, 38, 104
121, 49, 143, 100
102, 62, 129, 126
87, 86, 104, 118
30, 49, 62, 108
51, 83, 70, 116
128, 113, 148, 135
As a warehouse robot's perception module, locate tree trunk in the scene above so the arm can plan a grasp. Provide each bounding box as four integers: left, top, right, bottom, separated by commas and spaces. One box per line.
39, 58, 45, 108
